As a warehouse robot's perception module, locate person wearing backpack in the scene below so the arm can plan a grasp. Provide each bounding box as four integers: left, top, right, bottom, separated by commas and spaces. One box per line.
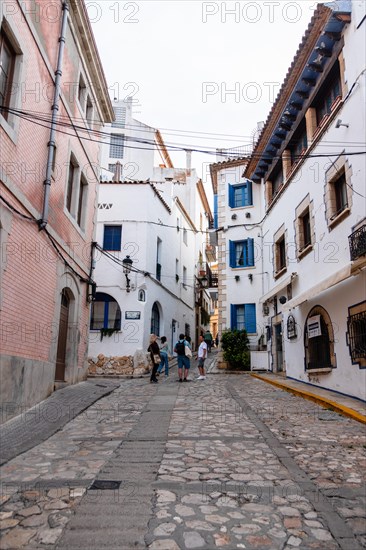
174, 333, 191, 382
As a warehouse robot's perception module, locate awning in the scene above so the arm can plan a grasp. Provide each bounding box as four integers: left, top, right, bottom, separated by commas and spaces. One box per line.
283, 264, 353, 311
260, 272, 297, 303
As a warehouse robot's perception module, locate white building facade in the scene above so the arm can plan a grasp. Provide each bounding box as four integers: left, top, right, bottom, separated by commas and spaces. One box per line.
88, 155, 212, 369
213, 1, 366, 400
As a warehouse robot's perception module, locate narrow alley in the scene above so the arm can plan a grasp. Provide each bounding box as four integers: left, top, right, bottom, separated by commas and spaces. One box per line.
0, 358, 365, 549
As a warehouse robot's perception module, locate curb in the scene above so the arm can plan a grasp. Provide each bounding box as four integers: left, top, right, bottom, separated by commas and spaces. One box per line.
250, 373, 366, 425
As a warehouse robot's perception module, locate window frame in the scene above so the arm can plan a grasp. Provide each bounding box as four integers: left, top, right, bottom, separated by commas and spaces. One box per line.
0, 29, 16, 121
325, 156, 352, 230
109, 133, 125, 159
90, 292, 121, 331
229, 238, 254, 269
228, 181, 253, 209
346, 301, 366, 368
230, 303, 257, 333
103, 225, 122, 251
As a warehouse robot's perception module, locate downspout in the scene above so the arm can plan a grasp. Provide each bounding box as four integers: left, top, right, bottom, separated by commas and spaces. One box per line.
39, 2, 69, 229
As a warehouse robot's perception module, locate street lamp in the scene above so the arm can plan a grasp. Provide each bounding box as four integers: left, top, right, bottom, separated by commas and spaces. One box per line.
122, 255, 133, 292
199, 274, 209, 289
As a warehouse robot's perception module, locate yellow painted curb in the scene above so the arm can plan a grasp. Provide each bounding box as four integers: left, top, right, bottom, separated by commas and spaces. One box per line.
251, 373, 366, 425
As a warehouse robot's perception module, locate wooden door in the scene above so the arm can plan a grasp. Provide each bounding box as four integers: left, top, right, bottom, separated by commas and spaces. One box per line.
55, 290, 69, 381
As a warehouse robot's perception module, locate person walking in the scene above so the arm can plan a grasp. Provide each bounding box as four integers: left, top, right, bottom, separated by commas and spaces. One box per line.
204, 330, 213, 352
174, 333, 191, 382
157, 336, 170, 377
196, 334, 207, 380
147, 334, 160, 383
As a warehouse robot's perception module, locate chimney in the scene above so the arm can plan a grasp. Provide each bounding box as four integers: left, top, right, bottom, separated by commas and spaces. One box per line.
186, 150, 192, 176
113, 161, 122, 182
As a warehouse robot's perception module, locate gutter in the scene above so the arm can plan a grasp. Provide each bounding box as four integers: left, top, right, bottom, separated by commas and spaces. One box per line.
39, 2, 69, 229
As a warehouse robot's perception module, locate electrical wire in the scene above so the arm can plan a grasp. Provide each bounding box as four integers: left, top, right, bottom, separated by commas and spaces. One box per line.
2, 106, 366, 160
0, 193, 94, 286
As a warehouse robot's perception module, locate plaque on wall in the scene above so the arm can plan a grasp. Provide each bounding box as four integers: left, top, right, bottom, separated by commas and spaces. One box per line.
287, 315, 297, 339
125, 311, 141, 320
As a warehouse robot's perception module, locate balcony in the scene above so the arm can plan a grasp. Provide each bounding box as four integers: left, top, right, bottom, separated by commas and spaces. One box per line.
205, 243, 216, 262
349, 224, 366, 261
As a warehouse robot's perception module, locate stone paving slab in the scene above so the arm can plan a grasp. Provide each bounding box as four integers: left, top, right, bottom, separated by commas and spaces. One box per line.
0, 380, 120, 466
0, 360, 365, 550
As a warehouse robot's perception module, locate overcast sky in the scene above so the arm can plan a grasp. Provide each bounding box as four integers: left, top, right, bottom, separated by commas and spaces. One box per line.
91, 1, 327, 184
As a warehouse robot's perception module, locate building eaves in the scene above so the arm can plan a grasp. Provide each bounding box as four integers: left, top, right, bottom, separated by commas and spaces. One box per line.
69, 0, 114, 123
197, 179, 213, 223
244, 3, 333, 180
175, 197, 197, 232
209, 157, 250, 194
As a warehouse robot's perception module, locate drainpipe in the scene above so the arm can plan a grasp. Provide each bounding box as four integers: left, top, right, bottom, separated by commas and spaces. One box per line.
39, 2, 69, 229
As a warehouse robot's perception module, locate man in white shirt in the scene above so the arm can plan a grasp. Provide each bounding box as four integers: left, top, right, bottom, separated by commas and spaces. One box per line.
197, 334, 207, 380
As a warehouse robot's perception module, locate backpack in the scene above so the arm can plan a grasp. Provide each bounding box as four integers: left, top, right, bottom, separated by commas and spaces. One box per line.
175, 341, 186, 356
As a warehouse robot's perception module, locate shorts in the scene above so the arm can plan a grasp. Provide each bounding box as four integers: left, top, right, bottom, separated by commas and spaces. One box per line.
198, 358, 206, 367
177, 355, 190, 370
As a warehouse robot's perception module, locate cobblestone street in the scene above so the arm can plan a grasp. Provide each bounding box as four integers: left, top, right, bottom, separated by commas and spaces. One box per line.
0, 363, 365, 549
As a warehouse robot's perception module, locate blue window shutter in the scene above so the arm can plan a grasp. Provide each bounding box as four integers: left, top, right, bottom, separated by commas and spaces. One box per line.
230, 304, 236, 329
103, 225, 122, 251
228, 184, 234, 208
229, 240, 236, 268
245, 303, 256, 333
247, 238, 254, 266
247, 181, 253, 205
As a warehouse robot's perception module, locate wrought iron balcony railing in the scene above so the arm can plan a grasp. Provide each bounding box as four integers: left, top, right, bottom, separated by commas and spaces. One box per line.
349, 224, 366, 261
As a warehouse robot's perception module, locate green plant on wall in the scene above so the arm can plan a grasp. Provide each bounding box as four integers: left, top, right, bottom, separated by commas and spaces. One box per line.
221, 329, 251, 370
100, 328, 119, 341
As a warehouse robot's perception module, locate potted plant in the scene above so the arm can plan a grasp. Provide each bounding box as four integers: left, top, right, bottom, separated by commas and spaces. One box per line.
221, 329, 251, 370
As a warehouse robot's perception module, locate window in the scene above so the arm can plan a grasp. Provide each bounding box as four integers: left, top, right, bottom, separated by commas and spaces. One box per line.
295, 198, 313, 258
103, 225, 122, 251
314, 61, 341, 126
86, 95, 93, 127
0, 29, 16, 121
324, 156, 352, 229
183, 266, 187, 288
213, 194, 218, 229
347, 302, 366, 368
78, 73, 86, 109
77, 175, 87, 228
272, 167, 283, 198
290, 120, 308, 164
275, 236, 286, 273
138, 289, 146, 302
109, 133, 124, 159
90, 293, 121, 330
228, 181, 253, 208
175, 259, 179, 282
151, 302, 160, 336
183, 228, 188, 245
112, 106, 126, 128
333, 171, 348, 218
230, 304, 256, 333
229, 239, 254, 268
156, 238, 162, 281
66, 160, 76, 213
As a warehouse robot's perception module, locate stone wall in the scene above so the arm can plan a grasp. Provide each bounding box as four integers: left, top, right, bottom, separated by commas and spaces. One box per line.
88, 349, 152, 377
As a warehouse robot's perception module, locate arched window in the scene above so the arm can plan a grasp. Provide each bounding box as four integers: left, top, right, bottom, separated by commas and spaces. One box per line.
90, 292, 121, 330
138, 289, 146, 302
304, 306, 335, 371
151, 302, 160, 336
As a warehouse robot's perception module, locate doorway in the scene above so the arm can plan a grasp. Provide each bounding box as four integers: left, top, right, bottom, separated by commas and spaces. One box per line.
274, 323, 283, 372
55, 289, 69, 381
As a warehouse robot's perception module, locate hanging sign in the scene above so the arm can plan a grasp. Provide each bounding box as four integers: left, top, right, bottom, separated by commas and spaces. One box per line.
307, 315, 321, 338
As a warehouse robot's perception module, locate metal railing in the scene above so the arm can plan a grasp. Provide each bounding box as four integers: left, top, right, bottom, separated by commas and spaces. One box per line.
349, 224, 366, 261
